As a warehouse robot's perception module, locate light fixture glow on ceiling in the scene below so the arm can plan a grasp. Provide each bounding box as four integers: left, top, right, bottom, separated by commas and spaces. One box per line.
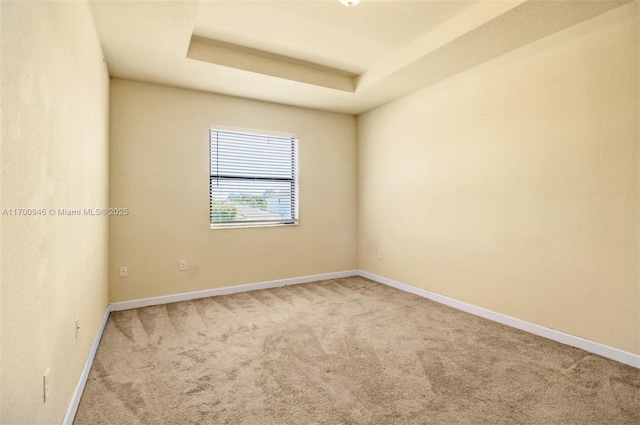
339, 0, 362, 7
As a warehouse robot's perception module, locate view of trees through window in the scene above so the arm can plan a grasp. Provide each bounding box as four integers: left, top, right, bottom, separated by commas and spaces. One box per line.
211, 192, 272, 222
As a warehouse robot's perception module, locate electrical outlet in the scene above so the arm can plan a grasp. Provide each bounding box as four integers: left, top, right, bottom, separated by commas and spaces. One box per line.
75, 317, 80, 339
179, 260, 187, 271
377, 248, 383, 259
43, 368, 50, 403
119, 266, 128, 278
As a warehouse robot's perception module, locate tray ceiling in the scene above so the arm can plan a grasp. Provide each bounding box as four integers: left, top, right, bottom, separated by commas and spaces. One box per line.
89, 0, 631, 114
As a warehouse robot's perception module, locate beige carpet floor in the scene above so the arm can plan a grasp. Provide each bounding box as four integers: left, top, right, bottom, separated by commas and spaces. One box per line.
74, 276, 640, 424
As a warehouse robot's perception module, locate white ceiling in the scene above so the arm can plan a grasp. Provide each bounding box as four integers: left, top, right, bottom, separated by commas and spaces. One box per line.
193, 1, 476, 74
89, 0, 631, 115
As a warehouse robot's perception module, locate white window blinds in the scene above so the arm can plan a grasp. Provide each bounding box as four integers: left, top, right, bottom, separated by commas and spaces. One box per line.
209, 128, 298, 228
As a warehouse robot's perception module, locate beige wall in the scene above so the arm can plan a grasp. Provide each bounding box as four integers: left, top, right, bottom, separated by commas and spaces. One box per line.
358, 3, 639, 355
109, 80, 357, 302
0, 1, 110, 424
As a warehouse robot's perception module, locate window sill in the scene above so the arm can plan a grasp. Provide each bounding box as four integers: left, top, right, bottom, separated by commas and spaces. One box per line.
210, 222, 299, 230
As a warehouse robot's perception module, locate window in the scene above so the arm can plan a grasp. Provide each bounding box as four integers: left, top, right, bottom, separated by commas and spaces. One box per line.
209, 128, 298, 228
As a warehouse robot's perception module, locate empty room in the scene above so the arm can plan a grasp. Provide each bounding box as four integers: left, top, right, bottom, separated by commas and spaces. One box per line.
1, 0, 639, 424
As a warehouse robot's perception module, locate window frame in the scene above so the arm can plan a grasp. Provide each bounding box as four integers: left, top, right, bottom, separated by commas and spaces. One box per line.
209, 125, 299, 229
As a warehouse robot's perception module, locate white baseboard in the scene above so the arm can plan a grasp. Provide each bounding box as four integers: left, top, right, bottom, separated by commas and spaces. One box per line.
358, 270, 640, 369
110, 270, 358, 311
62, 304, 112, 425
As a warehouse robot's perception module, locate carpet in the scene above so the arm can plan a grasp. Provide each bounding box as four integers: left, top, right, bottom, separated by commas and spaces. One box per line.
73, 276, 640, 424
